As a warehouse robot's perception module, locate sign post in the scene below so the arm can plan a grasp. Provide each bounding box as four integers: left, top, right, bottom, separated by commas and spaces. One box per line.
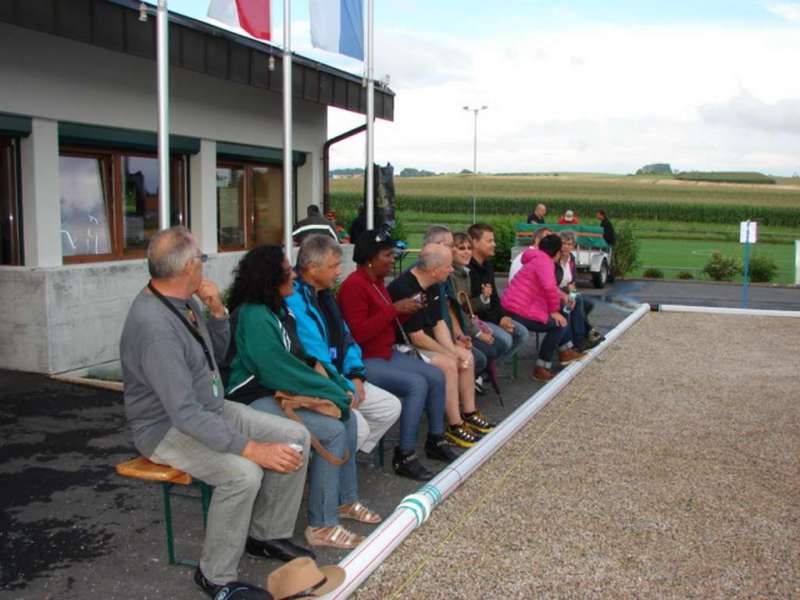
740, 220, 757, 308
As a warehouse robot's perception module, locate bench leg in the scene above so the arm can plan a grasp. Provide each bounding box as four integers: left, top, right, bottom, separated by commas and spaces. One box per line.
161, 482, 177, 566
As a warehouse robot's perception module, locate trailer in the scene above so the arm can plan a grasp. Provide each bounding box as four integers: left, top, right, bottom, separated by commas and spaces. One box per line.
514, 223, 612, 288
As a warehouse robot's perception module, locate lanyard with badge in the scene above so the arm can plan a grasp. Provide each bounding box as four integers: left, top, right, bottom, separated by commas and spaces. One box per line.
147, 282, 222, 398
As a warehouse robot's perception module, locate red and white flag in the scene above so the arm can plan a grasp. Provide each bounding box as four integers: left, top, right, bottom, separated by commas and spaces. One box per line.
207, 0, 271, 40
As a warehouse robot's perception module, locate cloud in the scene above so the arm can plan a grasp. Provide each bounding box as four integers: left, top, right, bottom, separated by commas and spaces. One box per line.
766, 2, 800, 22
699, 91, 800, 134
329, 24, 800, 175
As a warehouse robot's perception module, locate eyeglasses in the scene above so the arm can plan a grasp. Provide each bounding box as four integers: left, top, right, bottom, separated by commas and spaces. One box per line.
192, 253, 208, 263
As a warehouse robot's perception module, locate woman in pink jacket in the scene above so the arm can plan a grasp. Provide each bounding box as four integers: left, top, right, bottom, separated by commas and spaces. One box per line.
501, 235, 585, 382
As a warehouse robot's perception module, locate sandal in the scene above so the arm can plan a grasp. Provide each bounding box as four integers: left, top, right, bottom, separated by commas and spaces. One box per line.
304, 525, 364, 549
338, 501, 382, 524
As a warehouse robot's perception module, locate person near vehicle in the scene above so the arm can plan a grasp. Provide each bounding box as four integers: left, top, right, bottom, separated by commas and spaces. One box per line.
596, 209, 616, 247
527, 203, 547, 224
501, 234, 586, 382
556, 230, 604, 351
286, 234, 401, 455
467, 223, 530, 359
388, 244, 495, 448
337, 230, 452, 481
292, 205, 337, 244
558, 209, 579, 225
120, 227, 312, 598
225, 245, 381, 551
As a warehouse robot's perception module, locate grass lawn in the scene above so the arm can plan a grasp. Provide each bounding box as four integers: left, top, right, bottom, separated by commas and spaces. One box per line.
634, 239, 796, 284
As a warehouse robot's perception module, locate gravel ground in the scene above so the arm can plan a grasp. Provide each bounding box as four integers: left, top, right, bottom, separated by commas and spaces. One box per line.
353, 312, 800, 599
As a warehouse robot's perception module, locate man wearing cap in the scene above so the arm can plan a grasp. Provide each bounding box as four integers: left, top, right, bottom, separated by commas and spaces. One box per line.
558, 209, 579, 225
120, 226, 313, 598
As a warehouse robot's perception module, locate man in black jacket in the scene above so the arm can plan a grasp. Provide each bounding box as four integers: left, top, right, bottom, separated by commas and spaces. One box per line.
467, 223, 529, 360
596, 209, 616, 247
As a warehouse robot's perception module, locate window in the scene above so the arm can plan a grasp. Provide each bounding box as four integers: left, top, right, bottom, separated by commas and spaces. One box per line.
0, 137, 21, 265
59, 147, 187, 262
217, 162, 283, 250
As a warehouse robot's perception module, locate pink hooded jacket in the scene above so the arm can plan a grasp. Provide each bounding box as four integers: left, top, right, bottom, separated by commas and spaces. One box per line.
501, 247, 560, 323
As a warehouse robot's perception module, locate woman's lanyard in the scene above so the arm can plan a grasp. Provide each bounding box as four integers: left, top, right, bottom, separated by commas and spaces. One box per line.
147, 282, 221, 398
370, 282, 416, 348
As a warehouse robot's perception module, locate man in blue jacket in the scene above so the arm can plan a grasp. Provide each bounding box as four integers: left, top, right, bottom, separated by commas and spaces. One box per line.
287, 234, 401, 454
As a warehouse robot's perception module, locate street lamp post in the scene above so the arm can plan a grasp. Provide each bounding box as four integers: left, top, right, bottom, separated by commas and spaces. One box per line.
463, 105, 488, 223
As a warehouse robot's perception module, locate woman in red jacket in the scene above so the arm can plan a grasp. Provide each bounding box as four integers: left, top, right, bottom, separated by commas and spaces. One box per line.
337, 230, 452, 481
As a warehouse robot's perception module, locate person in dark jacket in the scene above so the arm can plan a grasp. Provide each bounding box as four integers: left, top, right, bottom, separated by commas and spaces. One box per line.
467, 223, 529, 359
527, 203, 547, 224
596, 209, 616, 247
292, 205, 337, 244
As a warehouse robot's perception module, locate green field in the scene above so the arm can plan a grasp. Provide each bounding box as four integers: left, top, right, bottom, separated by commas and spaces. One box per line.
331, 173, 800, 283
332, 173, 800, 207
635, 239, 796, 284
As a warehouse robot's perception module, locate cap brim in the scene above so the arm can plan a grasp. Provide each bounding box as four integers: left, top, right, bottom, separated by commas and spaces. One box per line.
309, 565, 346, 596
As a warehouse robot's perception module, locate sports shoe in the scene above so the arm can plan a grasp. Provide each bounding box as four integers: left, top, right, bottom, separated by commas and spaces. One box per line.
424, 434, 458, 463
445, 423, 480, 448
462, 411, 495, 434
392, 448, 434, 481
576, 336, 602, 352
531, 366, 554, 382
558, 348, 587, 364
588, 329, 606, 342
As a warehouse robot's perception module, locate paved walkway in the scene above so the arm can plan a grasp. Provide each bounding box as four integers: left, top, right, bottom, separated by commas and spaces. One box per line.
1, 280, 797, 598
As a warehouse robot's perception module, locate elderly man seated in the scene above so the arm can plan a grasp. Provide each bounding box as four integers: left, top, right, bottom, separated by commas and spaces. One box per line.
120, 227, 312, 598
286, 234, 401, 455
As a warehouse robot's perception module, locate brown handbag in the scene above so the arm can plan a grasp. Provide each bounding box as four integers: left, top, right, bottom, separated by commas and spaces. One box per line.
274, 391, 349, 466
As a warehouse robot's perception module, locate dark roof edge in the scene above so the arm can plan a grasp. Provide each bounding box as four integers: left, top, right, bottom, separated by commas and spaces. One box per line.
109, 0, 395, 97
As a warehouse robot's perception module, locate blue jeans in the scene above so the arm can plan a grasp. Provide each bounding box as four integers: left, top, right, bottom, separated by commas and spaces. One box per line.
249, 396, 358, 528
364, 351, 446, 451
568, 295, 594, 345
485, 319, 529, 359
505, 312, 569, 368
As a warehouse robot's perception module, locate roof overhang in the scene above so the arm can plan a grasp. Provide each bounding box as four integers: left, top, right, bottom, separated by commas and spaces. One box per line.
0, 0, 394, 121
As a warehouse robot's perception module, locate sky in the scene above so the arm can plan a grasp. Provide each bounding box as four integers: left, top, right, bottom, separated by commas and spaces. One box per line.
162, 1, 800, 176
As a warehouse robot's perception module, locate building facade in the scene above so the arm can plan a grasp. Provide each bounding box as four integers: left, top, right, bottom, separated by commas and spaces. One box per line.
0, 0, 393, 374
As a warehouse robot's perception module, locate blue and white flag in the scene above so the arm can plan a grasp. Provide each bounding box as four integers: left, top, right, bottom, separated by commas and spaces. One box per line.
309, 0, 364, 61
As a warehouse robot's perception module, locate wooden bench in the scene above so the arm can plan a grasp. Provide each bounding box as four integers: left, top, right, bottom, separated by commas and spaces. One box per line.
116, 456, 212, 567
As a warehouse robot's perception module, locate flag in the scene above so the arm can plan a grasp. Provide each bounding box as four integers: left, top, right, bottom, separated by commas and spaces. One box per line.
309, 0, 364, 61
207, 0, 271, 41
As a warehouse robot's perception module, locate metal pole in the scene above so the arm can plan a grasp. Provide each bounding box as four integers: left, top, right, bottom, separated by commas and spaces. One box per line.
157, 0, 170, 230
472, 109, 477, 224
742, 222, 751, 309
365, 0, 375, 230
282, 0, 294, 261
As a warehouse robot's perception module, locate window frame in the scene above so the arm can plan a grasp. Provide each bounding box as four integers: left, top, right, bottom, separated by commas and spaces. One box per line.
59, 146, 188, 263
216, 160, 287, 253
0, 136, 22, 265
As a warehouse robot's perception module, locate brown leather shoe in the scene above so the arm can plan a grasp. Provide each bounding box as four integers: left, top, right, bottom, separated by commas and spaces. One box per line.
558, 348, 587, 364
531, 366, 554, 382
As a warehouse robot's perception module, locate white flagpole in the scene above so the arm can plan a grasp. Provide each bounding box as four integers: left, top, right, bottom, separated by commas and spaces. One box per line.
157, 0, 170, 230
365, 0, 375, 230
282, 0, 294, 261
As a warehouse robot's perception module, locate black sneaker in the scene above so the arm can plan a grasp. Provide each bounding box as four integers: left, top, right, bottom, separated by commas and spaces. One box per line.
194, 567, 222, 598
425, 434, 458, 462
462, 411, 495, 434
392, 448, 434, 481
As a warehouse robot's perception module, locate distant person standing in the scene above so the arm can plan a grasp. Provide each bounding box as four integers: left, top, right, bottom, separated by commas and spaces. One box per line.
527, 203, 547, 224
596, 209, 616, 247
557, 209, 579, 225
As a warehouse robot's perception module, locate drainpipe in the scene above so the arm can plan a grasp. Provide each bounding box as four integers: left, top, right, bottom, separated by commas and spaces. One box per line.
323, 124, 367, 214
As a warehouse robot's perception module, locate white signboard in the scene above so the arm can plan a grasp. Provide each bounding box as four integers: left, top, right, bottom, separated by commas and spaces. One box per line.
740, 221, 758, 244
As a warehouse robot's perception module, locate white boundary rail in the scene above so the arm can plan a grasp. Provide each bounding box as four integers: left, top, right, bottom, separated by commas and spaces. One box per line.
323, 303, 651, 599
654, 304, 800, 318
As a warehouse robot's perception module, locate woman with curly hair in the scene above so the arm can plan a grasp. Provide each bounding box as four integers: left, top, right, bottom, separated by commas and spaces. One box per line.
223, 246, 380, 550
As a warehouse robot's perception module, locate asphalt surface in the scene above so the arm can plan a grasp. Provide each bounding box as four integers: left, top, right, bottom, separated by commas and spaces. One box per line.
1, 279, 798, 599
